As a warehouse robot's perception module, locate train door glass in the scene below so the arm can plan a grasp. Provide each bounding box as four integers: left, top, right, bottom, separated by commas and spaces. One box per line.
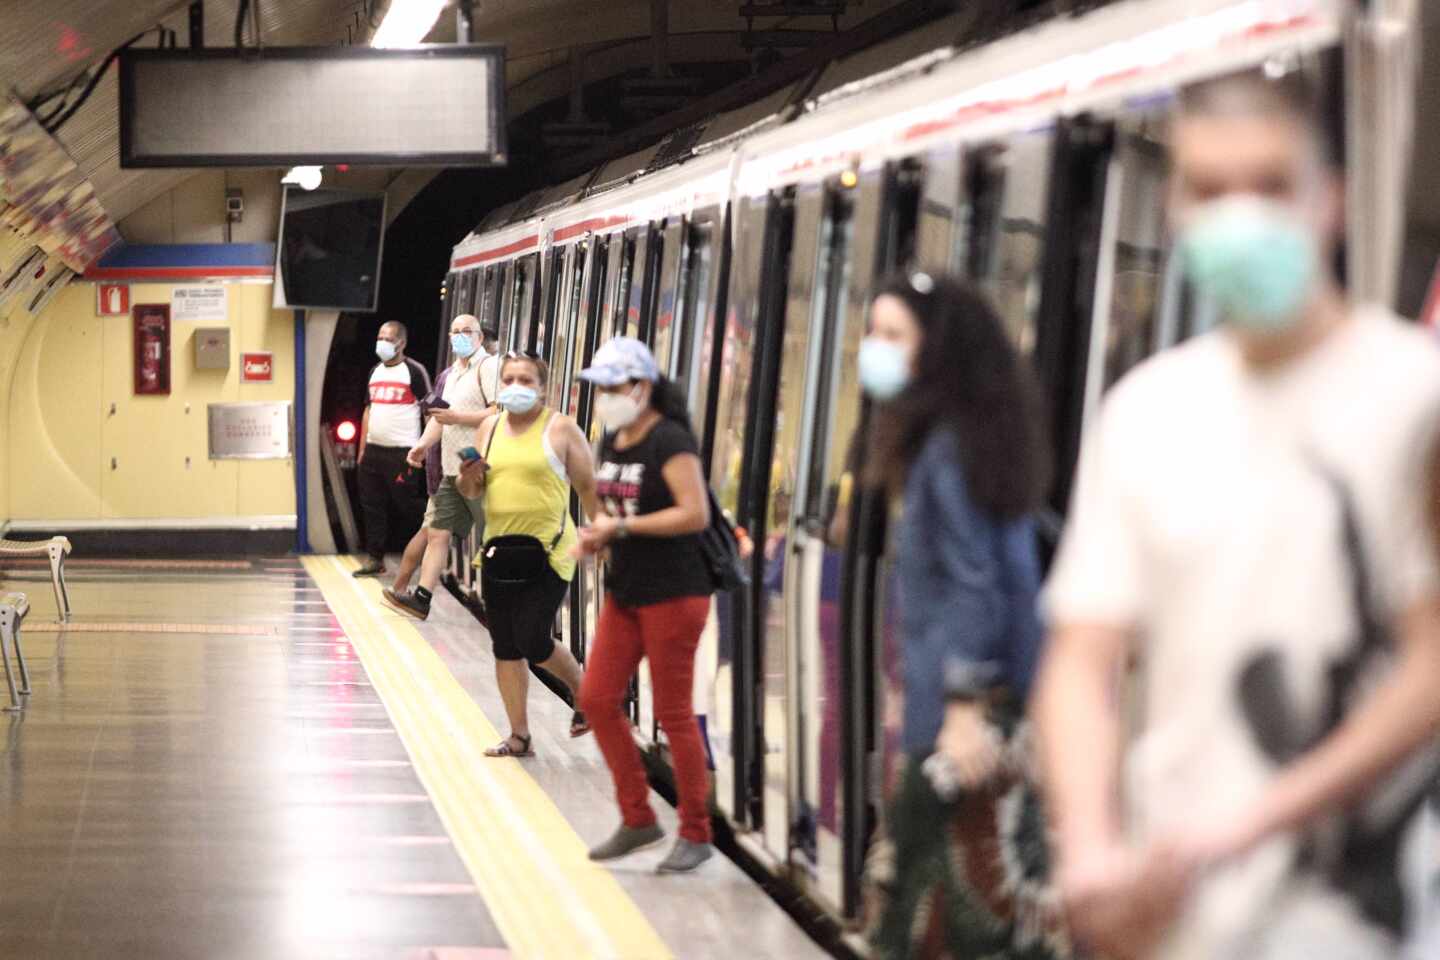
652, 219, 686, 375
915, 146, 965, 274
628, 226, 655, 340
968, 130, 1054, 356
709, 194, 775, 824
441, 271, 457, 330
495, 261, 515, 349
537, 250, 563, 357
674, 216, 717, 426
599, 236, 628, 341
550, 240, 586, 413
793, 172, 880, 909
570, 237, 608, 419
759, 185, 827, 863
457, 269, 479, 318
509, 255, 537, 353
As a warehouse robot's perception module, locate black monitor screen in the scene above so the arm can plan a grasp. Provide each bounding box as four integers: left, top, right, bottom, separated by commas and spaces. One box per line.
275, 186, 385, 312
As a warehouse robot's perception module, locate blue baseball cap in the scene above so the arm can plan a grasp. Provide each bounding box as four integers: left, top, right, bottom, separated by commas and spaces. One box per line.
578, 336, 660, 387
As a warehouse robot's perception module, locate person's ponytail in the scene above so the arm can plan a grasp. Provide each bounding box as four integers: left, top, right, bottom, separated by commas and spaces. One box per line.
650, 376, 694, 434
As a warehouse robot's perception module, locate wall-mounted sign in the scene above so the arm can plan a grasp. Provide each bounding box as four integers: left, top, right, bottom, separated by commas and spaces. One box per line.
97, 282, 129, 316
208, 402, 293, 460
171, 285, 227, 322
133, 304, 171, 396
241, 352, 273, 383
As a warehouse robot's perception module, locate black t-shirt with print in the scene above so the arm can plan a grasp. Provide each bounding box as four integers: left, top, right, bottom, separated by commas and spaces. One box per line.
595, 418, 713, 606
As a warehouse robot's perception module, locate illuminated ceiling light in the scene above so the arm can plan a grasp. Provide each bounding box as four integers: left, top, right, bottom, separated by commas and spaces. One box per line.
371, 0, 448, 48
282, 166, 324, 191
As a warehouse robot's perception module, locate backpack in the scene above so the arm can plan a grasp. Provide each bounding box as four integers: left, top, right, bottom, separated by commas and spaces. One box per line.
698, 489, 748, 592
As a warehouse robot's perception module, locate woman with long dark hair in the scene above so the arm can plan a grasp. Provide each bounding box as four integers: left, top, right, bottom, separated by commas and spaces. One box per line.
862, 273, 1070, 959
574, 337, 717, 875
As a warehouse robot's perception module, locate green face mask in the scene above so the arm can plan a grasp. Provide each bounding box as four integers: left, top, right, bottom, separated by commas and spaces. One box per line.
1179, 196, 1318, 333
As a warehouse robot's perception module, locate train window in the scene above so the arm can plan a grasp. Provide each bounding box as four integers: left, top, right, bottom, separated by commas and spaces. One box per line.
455, 269, 477, 317
549, 242, 586, 411
441, 270, 457, 329
652, 219, 686, 374
611, 231, 638, 337
676, 214, 721, 431
495, 261, 514, 348
878, 160, 921, 276
967, 130, 1054, 356
914, 146, 964, 274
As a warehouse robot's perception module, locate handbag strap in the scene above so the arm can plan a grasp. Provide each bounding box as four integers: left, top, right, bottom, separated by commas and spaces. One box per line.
485, 409, 570, 551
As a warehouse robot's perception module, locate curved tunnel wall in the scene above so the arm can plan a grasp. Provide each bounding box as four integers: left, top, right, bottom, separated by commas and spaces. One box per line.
2, 251, 297, 533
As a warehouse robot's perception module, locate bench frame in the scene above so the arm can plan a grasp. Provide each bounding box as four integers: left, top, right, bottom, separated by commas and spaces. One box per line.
0, 593, 30, 711
0, 537, 71, 622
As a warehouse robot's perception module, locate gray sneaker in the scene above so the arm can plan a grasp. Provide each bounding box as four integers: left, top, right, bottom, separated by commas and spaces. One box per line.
656, 838, 713, 874
588, 824, 665, 862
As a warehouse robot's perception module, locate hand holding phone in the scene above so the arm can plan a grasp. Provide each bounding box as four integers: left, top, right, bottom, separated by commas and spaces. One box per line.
458, 446, 481, 462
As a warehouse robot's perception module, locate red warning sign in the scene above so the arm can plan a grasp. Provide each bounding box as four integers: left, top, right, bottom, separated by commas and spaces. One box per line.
241, 352, 273, 383
97, 282, 129, 316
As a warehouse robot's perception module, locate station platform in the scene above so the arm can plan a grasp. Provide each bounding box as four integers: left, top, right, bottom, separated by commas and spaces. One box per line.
0, 555, 828, 959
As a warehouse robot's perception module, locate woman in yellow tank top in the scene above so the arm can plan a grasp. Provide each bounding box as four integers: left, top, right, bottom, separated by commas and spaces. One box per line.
456, 353, 600, 758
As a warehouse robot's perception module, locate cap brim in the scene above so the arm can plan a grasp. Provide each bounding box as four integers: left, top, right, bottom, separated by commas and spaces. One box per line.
577, 366, 629, 387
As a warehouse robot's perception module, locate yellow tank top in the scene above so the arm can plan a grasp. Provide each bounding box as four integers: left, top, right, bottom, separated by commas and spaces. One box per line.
480, 409, 577, 580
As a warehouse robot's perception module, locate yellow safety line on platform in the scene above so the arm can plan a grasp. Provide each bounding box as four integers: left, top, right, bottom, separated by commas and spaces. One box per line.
303, 555, 672, 960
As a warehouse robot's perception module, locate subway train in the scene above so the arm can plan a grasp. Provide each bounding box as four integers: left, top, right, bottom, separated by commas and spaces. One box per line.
434, 0, 1415, 931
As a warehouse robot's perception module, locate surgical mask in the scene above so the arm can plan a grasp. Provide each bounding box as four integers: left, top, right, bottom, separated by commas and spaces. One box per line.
450, 333, 477, 358
497, 384, 539, 414
595, 386, 644, 431
858, 337, 911, 401
1179, 196, 1318, 333
375, 340, 397, 362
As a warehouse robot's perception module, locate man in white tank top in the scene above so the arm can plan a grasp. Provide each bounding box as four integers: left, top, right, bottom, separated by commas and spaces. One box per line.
382, 315, 497, 620
1034, 71, 1440, 958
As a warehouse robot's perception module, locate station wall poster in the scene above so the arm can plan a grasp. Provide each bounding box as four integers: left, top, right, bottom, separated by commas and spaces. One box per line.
133, 303, 170, 396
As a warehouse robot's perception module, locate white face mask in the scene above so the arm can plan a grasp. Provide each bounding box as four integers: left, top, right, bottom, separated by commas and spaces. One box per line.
595, 385, 644, 431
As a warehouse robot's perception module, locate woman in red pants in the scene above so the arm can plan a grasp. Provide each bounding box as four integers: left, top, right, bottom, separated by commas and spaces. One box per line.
575, 336, 716, 875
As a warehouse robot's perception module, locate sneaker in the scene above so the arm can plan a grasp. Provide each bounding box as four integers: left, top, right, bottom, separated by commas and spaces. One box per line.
656, 838, 713, 874
382, 588, 430, 621
353, 559, 386, 577
588, 824, 665, 862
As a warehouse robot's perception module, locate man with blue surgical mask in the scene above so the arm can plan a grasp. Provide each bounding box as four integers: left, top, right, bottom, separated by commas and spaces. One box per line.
382, 314, 495, 620
353, 321, 431, 578
1034, 69, 1440, 959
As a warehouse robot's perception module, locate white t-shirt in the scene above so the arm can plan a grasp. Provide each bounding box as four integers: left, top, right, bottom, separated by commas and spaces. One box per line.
1044, 310, 1440, 959
365, 359, 425, 447
439, 355, 490, 477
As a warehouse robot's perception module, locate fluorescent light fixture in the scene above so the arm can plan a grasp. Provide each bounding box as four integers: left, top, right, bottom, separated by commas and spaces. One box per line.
371, 0, 448, 48
282, 165, 324, 190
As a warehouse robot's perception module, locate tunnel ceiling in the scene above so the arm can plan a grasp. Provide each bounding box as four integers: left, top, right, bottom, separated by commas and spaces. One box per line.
0, 0, 911, 237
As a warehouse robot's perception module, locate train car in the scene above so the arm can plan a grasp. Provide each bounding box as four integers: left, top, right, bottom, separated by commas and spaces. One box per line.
439, 0, 1416, 932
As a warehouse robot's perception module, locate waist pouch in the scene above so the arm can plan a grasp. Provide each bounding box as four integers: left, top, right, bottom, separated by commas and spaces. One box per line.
481, 534, 553, 586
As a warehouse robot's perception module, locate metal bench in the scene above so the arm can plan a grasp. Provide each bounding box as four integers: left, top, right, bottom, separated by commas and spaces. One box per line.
0, 536, 71, 622
0, 593, 30, 711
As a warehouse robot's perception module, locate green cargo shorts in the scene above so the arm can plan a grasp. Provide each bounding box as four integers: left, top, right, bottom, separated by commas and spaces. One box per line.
423, 476, 486, 538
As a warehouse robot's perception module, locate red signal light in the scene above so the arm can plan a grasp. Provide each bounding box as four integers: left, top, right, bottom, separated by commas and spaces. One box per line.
336, 420, 358, 442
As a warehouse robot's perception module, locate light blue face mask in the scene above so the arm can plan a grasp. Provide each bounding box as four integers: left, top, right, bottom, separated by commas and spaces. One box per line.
497, 384, 539, 414
375, 340, 397, 362
1179, 197, 1318, 333
858, 336, 912, 401
450, 333, 477, 358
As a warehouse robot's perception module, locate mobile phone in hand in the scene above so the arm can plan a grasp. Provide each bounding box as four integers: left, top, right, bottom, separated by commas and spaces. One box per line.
457, 446, 481, 462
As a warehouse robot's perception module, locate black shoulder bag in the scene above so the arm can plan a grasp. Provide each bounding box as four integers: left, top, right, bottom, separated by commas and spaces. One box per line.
698, 489, 749, 592
479, 411, 569, 589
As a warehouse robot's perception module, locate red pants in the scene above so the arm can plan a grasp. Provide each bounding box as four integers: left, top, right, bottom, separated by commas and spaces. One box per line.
580, 594, 713, 844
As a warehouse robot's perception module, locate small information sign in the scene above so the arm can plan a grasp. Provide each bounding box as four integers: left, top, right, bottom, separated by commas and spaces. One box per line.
172, 286, 228, 322
241, 352, 273, 383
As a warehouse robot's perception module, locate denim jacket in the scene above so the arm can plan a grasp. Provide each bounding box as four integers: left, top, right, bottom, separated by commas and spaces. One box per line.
894, 427, 1043, 754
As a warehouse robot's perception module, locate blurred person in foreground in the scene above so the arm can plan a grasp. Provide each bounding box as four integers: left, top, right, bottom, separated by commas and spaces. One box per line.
863, 273, 1070, 959
1033, 69, 1440, 959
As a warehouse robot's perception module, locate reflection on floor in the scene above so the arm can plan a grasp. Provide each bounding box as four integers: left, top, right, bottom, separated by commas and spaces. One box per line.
0, 557, 827, 960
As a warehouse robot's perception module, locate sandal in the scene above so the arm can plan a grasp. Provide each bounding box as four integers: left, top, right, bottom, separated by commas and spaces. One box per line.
569, 710, 591, 739
484, 733, 534, 758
